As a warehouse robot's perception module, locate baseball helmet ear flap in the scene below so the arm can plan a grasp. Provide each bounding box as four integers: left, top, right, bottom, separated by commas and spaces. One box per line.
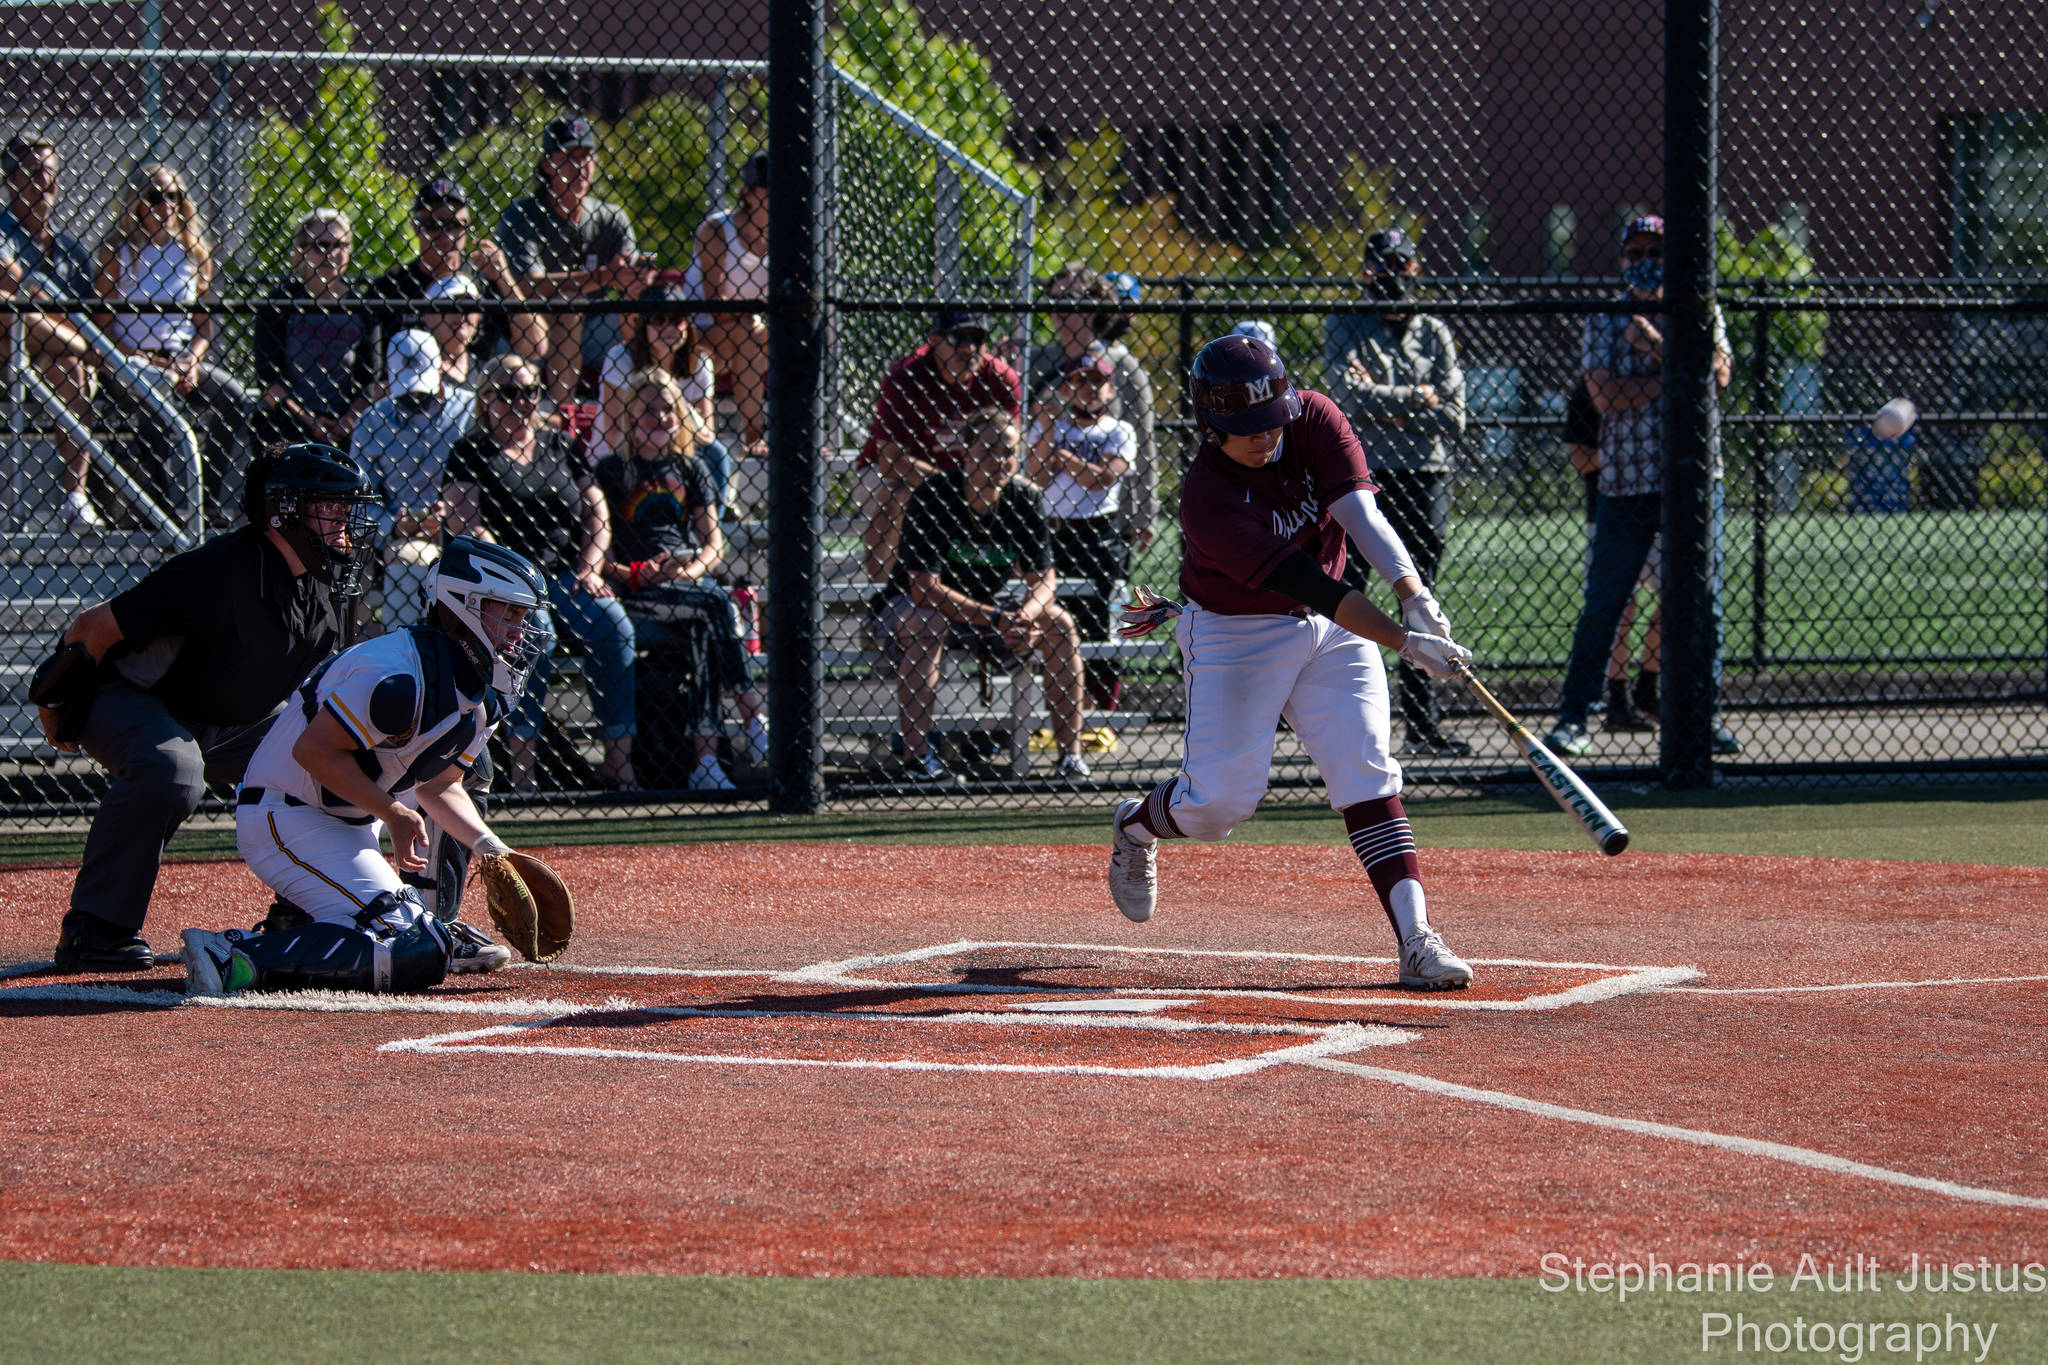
1189, 333, 1303, 439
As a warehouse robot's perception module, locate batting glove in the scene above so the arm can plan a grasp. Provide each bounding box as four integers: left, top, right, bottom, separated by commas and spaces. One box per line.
1401, 586, 1454, 642
1399, 631, 1473, 680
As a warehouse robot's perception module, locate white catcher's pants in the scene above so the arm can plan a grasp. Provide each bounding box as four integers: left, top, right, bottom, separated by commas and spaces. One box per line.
236, 795, 416, 926
1166, 605, 1402, 841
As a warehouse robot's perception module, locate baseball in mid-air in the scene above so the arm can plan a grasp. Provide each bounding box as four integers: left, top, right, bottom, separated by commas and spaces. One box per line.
1870, 398, 1918, 441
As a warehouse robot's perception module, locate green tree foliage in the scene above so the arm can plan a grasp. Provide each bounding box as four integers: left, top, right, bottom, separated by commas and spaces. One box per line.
828, 0, 1037, 290
243, 4, 414, 277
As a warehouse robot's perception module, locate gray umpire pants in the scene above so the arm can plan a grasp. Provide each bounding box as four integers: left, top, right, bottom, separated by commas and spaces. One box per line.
70, 682, 281, 936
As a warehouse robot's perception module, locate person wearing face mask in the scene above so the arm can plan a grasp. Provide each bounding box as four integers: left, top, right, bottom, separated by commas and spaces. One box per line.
1540, 214, 1736, 758
350, 330, 476, 628
1324, 228, 1469, 759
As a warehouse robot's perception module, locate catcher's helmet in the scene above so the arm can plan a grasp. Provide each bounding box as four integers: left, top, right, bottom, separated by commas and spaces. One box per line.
247, 443, 380, 596
427, 537, 553, 696
1188, 333, 1303, 438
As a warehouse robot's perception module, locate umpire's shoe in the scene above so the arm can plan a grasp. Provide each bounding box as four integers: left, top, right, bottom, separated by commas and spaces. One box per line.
1398, 928, 1474, 991
53, 910, 154, 973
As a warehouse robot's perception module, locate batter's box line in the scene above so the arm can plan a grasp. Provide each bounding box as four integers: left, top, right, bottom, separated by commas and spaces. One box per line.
784, 940, 1701, 1012
378, 1009, 1417, 1081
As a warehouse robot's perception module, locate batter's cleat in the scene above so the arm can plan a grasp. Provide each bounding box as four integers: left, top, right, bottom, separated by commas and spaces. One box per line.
1107, 798, 1158, 923
52, 910, 154, 973
1056, 752, 1092, 781
1398, 928, 1474, 991
1540, 720, 1591, 756
181, 928, 254, 997
444, 919, 512, 974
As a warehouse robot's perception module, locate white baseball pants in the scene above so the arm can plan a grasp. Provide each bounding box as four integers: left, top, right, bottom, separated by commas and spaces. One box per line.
236, 795, 413, 925
1165, 605, 1401, 840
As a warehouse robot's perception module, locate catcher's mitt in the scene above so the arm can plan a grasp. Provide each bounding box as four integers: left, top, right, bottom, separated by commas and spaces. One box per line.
472, 850, 575, 963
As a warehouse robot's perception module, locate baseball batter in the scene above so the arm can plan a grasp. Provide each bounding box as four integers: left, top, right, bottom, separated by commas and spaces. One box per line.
1108, 334, 1476, 989
180, 537, 551, 996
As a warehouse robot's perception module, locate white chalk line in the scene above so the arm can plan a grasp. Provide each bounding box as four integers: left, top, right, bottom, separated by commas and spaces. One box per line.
0, 980, 649, 1017
379, 1017, 1412, 1080
1660, 973, 2048, 995
786, 940, 1698, 1012
1302, 1057, 2048, 1212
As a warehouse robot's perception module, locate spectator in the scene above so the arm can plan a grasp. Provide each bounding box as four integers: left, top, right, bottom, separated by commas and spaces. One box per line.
1230, 319, 1279, 350
368, 176, 538, 368
350, 329, 476, 627
1564, 376, 1659, 732
1325, 227, 1470, 757
93, 162, 251, 521
2, 132, 101, 530
594, 366, 768, 791
882, 407, 1087, 784
859, 308, 1021, 583
683, 151, 769, 458
252, 208, 380, 451
495, 117, 644, 405
1541, 214, 1736, 757
441, 353, 637, 790
594, 283, 730, 511
1026, 347, 1135, 710
420, 272, 485, 394
1024, 263, 1159, 552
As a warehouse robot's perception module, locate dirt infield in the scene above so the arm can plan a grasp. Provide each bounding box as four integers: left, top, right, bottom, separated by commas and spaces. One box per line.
2, 842, 2044, 1278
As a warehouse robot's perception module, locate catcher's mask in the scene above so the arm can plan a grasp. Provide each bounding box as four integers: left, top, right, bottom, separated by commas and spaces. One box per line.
427, 537, 553, 696
248, 443, 380, 596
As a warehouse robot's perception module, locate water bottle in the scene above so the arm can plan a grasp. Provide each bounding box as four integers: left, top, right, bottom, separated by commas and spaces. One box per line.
731, 583, 762, 654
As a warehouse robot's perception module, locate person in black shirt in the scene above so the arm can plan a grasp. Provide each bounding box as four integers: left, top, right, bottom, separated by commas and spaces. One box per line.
251, 208, 380, 451
442, 353, 636, 790
881, 407, 1088, 784
594, 366, 767, 791
30, 444, 378, 971
366, 177, 539, 370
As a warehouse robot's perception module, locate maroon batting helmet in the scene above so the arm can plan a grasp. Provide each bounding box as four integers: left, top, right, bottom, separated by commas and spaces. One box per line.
1189, 333, 1303, 437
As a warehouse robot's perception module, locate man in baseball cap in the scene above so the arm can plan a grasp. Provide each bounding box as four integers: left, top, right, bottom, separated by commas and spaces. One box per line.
370, 176, 535, 363
1541, 208, 1738, 759
497, 113, 644, 403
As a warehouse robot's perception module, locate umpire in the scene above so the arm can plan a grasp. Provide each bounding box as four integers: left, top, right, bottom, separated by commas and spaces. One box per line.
1326, 227, 1470, 756
30, 444, 378, 971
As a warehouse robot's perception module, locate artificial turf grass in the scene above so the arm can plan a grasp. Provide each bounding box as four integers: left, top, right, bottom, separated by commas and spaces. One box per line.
4, 1263, 2044, 1365
3, 780, 2045, 867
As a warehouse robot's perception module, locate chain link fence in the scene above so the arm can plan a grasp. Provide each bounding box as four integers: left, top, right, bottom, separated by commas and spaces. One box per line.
3, 0, 2045, 829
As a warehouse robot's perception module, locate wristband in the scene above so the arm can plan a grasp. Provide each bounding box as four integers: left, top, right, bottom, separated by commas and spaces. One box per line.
472, 833, 512, 859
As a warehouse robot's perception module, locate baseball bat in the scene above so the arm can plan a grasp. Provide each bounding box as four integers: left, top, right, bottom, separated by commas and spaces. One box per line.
1453, 665, 1630, 856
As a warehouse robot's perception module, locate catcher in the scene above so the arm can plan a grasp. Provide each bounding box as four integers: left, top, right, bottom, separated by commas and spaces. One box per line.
181, 537, 574, 996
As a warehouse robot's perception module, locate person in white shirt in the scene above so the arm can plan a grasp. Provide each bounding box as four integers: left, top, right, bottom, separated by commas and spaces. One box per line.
1027, 348, 1137, 710
92, 163, 251, 520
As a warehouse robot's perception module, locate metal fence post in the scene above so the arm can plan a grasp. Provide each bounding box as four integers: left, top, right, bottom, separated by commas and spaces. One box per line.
1662, 0, 1720, 788
1749, 305, 1770, 669
766, 0, 827, 813
934, 158, 962, 296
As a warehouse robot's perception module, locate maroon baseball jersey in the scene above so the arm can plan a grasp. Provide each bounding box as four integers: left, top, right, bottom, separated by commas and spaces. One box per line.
1178, 389, 1377, 615
856, 343, 1022, 470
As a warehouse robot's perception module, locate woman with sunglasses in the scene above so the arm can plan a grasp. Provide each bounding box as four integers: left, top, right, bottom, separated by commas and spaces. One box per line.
593, 367, 768, 791
94, 163, 251, 520
441, 354, 639, 790
252, 208, 380, 451
592, 283, 729, 509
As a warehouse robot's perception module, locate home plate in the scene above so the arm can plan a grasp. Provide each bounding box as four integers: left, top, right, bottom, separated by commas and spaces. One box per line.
1007, 997, 1196, 1014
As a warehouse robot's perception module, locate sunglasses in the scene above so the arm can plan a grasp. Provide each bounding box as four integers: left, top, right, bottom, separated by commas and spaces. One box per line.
1623, 246, 1663, 262
492, 384, 543, 404
416, 216, 470, 236
141, 186, 185, 205
299, 239, 350, 255
943, 331, 989, 348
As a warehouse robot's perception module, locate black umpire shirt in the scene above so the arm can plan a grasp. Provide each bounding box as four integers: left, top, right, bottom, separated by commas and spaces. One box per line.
105, 527, 342, 727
